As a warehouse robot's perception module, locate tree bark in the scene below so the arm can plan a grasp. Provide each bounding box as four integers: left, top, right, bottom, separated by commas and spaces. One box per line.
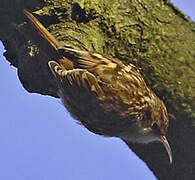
0, 0, 194, 179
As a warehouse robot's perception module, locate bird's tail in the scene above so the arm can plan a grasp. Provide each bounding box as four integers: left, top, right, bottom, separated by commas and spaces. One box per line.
23, 9, 62, 50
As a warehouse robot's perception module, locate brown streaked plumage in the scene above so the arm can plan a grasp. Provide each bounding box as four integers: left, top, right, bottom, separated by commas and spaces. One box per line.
23, 9, 172, 163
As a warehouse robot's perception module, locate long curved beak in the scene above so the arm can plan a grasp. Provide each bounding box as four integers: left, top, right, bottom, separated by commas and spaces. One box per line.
160, 135, 172, 164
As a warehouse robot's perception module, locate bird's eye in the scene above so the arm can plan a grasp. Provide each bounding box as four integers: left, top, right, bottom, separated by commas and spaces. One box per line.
152, 123, 159, 130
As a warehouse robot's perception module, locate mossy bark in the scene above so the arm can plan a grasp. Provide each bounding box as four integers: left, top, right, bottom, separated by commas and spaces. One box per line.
0, 0, 194, 179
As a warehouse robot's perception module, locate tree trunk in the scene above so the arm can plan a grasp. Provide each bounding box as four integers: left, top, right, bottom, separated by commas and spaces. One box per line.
0, 0, 194, 179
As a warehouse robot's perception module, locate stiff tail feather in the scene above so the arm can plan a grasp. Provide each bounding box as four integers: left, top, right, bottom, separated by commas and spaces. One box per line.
23, 9, 62, 50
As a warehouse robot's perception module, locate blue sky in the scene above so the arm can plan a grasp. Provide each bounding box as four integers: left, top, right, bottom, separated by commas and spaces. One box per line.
0, 1, 194, 180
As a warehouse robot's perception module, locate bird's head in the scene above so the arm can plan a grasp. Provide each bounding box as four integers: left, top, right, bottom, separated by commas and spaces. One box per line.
137, 98, 172, 163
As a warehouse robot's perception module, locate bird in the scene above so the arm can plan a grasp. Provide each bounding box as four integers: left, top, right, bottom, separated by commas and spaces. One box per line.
23, 9, 172, 163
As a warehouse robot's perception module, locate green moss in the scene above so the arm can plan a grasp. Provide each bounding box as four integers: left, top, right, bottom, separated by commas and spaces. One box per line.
27, 41, 39, 57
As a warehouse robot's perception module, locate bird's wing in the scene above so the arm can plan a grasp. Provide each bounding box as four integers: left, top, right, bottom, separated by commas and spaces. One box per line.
48, 61, 105, 98
58, 47, 125, 83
